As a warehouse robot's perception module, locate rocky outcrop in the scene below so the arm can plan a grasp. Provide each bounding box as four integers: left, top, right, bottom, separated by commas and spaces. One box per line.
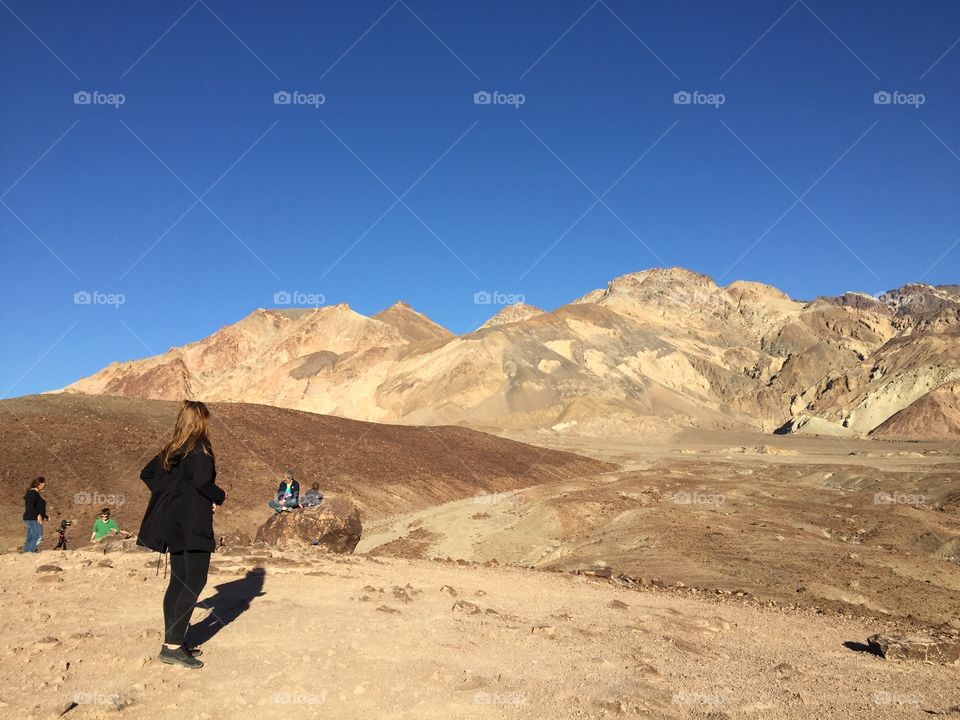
868, 633, 960, 664
254, 498, 362, 553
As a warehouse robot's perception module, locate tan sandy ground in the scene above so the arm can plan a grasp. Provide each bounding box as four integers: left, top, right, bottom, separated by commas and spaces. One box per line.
362, 431, 960, 626
2, 547, 959, 720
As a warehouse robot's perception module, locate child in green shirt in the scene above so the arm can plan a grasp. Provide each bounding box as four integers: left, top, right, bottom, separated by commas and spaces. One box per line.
91, 508, 120, 542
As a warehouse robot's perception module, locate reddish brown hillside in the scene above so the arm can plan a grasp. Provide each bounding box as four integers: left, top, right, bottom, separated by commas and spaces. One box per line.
870, 383, 960, 440
0, 394, 610, 550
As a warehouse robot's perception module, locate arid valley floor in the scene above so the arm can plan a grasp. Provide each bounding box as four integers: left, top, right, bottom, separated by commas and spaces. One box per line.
3, 419, 960, 719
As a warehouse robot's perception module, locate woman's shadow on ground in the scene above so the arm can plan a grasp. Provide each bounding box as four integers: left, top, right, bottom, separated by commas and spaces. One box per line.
189, 567, 266, 647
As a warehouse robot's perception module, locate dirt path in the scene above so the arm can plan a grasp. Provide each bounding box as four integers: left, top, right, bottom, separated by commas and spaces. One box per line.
3, 547, 958, 720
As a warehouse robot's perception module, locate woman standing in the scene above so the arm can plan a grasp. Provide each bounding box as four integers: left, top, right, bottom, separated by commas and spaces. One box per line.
138, 400, 226, 669
23, 477, 48, 552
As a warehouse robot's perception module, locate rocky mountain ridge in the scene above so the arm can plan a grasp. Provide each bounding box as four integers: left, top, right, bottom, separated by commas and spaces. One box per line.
63, 268, 960, 439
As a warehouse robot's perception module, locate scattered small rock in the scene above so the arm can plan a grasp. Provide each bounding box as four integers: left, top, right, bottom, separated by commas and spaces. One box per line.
774, 662, 798, 679
532, 625, 555, 638
32, 636, 60, 650
452, 600, 481, 615
392, 586, 413, 603
597, 699, 623, 713
581, 565, 613, 579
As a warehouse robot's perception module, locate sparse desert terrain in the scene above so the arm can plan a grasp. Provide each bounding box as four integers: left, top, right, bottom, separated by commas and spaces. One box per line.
2, 394, 960, 718
4, 547, 960, 720
5, 268, 960, 718
363, 430, 960, 626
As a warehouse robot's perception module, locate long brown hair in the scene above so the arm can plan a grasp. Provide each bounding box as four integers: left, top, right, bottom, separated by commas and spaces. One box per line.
28, 477, 45, 491
161, 400, 212, 470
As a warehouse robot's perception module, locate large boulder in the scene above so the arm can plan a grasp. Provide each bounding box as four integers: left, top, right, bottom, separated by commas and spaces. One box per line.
254, 497, 362, 553
867, 633, 960, 664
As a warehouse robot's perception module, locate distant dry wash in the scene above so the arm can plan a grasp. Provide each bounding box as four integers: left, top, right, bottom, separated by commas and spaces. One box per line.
61, 268, 960, 440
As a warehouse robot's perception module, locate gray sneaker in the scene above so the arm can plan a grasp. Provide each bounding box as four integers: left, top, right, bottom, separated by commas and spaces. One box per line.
159, 645, 204, 669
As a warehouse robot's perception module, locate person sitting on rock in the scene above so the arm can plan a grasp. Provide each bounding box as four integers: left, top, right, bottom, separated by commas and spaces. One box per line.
268, 470, 300, 513
90, 507, 120, 542
300, 482, 324, 508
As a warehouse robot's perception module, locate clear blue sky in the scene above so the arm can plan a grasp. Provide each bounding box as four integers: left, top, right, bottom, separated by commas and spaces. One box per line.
2, 0, 958, 397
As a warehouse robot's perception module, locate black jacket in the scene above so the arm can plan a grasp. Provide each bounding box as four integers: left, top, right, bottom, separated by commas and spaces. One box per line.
276, 480, 300, 504
23, 489, 48, 521
138, 445, 226, 553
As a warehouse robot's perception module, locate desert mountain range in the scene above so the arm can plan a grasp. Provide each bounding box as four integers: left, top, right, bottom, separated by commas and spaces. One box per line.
63, 268, 960, 440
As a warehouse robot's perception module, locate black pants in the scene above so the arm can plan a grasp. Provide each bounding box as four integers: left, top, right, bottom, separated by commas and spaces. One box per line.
163, 551, 211, 645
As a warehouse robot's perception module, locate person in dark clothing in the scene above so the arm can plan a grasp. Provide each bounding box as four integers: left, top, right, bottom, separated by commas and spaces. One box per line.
300, 482, 324, 508
267, 469, 299, 512
22, 477, 48, 553
138, 400, 226, 670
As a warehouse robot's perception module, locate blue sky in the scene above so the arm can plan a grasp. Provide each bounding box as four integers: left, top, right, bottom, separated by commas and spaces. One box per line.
1, 0, 958, 396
